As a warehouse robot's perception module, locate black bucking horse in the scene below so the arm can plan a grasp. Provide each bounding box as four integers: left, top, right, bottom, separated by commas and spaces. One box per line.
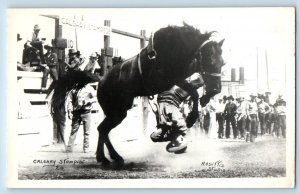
50, 23, 225, 165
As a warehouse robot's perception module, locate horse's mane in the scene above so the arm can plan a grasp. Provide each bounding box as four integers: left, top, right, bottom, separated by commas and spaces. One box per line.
49, 71, 100, 118
153, 23, 213, 74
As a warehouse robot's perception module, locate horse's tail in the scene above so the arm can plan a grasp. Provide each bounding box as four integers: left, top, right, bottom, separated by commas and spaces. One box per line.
48, 71, 101, 139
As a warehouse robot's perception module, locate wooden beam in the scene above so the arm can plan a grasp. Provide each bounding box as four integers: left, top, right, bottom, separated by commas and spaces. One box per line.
40, 15, 59, 20
112, 28, 149, 41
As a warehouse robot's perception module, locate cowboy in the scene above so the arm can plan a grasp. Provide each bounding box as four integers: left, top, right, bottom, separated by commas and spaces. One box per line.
216, 96, 226, 138
84, 52, 100, 74
150, 73, 204, 153
236, 96, 249, 140
65, 49, 82, 71
66, 83, 97, 153
246, 93, 258, 142
30, 24, 45, 64
203, 98, 216, 137
40, 44, 58, 91
224, 95, 238, 139
274, 94, 286, 138
257, 94, 270, 136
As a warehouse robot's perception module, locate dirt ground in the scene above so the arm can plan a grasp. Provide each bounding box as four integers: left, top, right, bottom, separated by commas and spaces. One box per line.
16, 112, 286, 179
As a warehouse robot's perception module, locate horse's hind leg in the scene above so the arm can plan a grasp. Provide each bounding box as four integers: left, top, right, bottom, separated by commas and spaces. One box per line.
96, 113, 127, 164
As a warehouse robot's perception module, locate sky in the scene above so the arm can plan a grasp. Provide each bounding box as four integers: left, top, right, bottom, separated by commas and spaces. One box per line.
9, 8, 295, 100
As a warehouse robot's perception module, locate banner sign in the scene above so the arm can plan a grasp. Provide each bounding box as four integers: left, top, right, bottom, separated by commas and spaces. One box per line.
59, 17, 111, 36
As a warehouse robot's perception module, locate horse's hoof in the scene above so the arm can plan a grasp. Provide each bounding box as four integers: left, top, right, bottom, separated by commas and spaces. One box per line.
96, 156, 110, 166
115, 157, 124, 165
166, 135, 188, 153
113, 158, 125, 169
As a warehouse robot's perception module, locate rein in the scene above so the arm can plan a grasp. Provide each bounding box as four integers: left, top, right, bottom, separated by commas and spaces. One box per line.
137, 51, 155, 100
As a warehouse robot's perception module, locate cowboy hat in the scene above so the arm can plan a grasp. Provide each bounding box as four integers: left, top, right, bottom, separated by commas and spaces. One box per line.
89, 52, 98, 58
68, 49, 78, 55
34, 24, 40, 31
44, 44, 53, 50
227, 95, 234, 101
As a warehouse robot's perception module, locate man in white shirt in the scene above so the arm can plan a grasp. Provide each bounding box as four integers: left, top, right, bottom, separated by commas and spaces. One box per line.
84, 52, 101, 74
66, 84, 97, 153
236, 97, 249, 140
274, 94, 286, 138
247, 94, 258, 142
216, 97, 226, 138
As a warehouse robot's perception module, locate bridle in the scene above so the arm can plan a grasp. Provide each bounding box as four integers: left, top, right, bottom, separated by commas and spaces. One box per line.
198, 40, 222, 78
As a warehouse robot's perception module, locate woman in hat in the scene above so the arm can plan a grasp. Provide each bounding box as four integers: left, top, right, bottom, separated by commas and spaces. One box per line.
83, 52, 101, 74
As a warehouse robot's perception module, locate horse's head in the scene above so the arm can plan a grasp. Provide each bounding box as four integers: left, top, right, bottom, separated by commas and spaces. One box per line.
196, 38, 225, 106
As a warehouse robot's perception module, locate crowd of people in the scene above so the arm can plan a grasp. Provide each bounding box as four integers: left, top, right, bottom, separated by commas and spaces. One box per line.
182, 92, 287, 142
18, 24, 102, 93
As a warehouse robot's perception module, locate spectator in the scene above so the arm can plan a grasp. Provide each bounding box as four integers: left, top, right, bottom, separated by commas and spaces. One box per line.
84, 52, 100, 74
224, 95, 238, 139
257, 94, 271, 135
203, 98, 217, 138
65, 49, 82, 71
216, 97, 226, 138
29, 24, 45, 64
274, 94, 286, 138
268, 104, 277, 137
246, 93, 258, 142
236, 97, 249, 140
41, 44, 58, 91
66, 83, 97, 153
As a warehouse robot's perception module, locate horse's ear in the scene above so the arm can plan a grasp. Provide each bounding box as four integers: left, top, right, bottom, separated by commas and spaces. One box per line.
219, 39, 225, 47
183, 21, 189, 27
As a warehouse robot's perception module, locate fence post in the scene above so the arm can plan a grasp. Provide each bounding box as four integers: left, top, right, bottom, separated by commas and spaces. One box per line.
103, 20, 112, 75
53, 17, 66, 144
140, 30, 149, 134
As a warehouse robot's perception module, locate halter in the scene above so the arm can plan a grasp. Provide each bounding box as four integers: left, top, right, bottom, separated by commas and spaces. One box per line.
199, 40, 222, 78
